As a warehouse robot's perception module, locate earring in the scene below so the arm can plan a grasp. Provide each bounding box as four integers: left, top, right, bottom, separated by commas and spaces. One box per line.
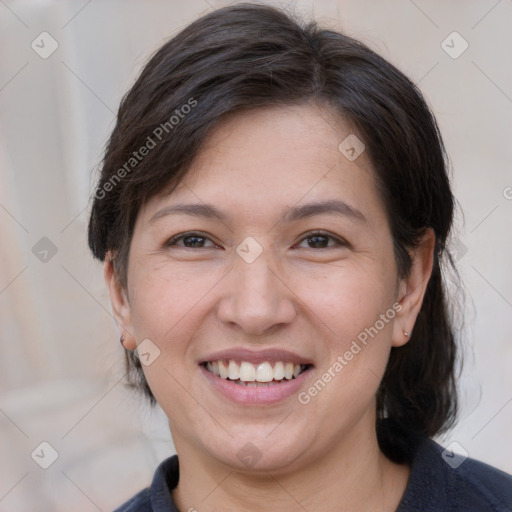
120, 333, 126, 347
403, 331, 409, 337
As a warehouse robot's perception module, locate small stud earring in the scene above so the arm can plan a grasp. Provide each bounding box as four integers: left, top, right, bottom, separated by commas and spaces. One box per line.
403, 331, 409, 337
120, 333, 126, 346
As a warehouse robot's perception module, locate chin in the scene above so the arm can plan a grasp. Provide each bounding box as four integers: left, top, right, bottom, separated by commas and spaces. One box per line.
204, 429, 309, 474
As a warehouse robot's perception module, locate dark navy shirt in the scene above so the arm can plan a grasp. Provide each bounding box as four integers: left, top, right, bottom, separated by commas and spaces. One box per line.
113, 438, 512, 511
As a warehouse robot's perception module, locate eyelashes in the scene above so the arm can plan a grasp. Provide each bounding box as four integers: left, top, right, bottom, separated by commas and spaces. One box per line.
165, 230, 349, 250
165, 231, 217, 249
296, 230, 349, 249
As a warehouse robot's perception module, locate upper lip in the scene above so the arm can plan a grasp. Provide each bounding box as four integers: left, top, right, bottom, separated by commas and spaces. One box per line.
199, 348, 314, 366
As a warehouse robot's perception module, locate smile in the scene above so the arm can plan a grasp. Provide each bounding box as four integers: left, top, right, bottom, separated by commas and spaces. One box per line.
203, 360, 311, 386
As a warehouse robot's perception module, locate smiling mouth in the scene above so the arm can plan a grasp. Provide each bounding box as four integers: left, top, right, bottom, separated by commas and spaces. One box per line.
202, 360, 312, 387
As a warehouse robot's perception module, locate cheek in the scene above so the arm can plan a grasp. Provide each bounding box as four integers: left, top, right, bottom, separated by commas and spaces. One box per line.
128, 260, 214, 337
128, 249, 398, 359
127, 246, 397, 403
300, 258, 397, 338
126, 260, 225, 397
298, 263, 397, 404
126, 268, 204, 409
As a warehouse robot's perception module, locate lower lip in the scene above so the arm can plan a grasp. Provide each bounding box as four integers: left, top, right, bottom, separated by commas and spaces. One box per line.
200, 365, 312, 405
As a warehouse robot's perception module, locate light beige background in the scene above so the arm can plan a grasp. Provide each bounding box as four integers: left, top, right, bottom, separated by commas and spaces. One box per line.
1, 0, 511, 510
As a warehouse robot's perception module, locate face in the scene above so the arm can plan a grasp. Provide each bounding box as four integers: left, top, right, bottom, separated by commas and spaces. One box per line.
107, 103, 432, 473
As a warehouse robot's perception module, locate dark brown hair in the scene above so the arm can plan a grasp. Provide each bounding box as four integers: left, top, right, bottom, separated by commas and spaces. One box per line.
88, 3, 459, 463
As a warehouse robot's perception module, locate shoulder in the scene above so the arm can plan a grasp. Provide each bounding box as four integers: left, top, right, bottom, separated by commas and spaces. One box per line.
450, 449, 512, 511
112, 455, 180, 512
398, 438, 512, 512
112, 488, 151, 512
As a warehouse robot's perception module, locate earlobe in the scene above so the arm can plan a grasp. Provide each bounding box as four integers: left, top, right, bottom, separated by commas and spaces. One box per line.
104, 253, 137, 350
392, 228, 435, 347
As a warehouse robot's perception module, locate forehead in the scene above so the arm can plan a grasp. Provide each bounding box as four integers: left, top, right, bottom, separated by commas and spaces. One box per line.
141, 102, 382, 226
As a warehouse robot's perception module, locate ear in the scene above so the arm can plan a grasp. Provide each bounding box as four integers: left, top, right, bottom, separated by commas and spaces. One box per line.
392, 228, 435, 348
104, 252, 137, 350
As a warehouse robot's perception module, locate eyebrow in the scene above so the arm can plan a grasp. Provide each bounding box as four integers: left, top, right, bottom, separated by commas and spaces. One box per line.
149, 199, 367, 225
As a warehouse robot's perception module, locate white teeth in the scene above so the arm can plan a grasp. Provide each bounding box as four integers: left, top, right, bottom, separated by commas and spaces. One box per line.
239, 361, 256, 382
218, 360, 228, 379
205, 359, 308, 383
256, 362, 273, 382
228, 360, 239, 380
273, 361, 285, 380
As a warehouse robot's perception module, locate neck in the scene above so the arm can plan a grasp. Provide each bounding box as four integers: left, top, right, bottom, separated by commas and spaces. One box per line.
171, 417, 410, 512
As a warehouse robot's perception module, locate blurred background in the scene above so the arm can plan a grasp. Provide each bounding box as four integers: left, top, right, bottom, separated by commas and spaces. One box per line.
1, 0, 511, 510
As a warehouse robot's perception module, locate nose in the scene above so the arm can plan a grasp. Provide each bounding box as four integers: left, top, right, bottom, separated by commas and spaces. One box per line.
216, 247, 297, 336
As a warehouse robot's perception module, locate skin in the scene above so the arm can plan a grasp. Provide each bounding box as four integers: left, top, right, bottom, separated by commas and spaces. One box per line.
105, 102, 435, 512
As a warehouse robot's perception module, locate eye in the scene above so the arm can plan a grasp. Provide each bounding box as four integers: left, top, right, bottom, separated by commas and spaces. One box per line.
164, 230, 348, 250
295, 230, 348, 249
165, 231, 218, 249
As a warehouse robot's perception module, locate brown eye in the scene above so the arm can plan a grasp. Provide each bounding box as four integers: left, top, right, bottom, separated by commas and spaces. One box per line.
296, 231, 348, 249
166, 232, 217, 248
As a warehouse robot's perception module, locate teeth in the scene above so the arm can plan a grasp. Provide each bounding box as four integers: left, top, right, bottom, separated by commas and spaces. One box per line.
228, 360, 239, 380
256, 362, 273, 382
239, 361, 256, 382
273, 361, 285, 380
205, 359, 307, 383
218, 360, 228, 379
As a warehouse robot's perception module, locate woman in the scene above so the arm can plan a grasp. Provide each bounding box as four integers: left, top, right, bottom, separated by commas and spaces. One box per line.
87, 3, 512, 511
